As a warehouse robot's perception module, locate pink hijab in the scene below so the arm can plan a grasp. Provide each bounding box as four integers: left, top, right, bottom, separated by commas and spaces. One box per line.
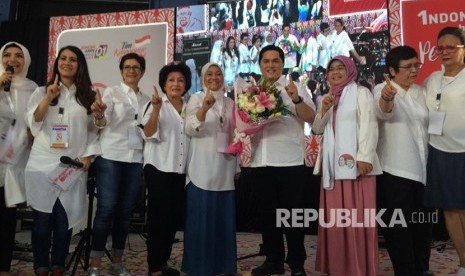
326, 55, 357, 109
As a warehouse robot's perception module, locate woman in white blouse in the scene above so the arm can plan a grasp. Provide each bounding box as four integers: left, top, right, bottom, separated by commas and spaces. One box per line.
181, 62, 237, 276
374, 46, 431, 276
141, 62, 191, 276
24, 45, 98, 276
0, 41, 37, 276
87, 53, 150, 276
223, 36, 239, 91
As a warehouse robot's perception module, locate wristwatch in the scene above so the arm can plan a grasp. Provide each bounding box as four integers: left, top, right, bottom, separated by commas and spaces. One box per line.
292, 96, 303, 104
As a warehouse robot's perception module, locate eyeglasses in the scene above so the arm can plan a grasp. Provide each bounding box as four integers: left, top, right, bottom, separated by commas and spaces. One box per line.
398, 63, 423, 70
435, 45, 464, 54
123, 65, 142, 72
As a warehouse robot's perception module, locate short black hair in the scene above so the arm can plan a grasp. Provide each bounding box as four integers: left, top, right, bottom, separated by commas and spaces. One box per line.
240, 33, 249, 40
320, 22, 330, 33
437, 26, 465, 45
119, 53, 146, 71
252, 34, 262, 45
385, 45, 418, 77
259, 45, 284, 64
158, 62, 192, 96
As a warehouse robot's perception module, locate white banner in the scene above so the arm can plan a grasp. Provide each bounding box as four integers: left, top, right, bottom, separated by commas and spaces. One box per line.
57, 23, 168, 97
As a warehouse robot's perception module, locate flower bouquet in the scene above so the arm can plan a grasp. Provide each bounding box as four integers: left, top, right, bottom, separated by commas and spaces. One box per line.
227, 77, 290, 165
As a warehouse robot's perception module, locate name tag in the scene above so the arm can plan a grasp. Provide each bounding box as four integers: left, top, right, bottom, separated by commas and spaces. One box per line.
428, 111, 445, 135
217, 131, 230, 153
51, 124, 69, 148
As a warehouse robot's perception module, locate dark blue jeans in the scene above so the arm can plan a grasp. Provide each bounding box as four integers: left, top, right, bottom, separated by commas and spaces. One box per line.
90, 156, 143, 258
32, 199, 72, 273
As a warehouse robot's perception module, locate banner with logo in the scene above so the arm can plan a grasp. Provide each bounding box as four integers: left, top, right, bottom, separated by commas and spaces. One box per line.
57, 23, 167, 96
389, 0, 465, 83
49, 9, 175, 95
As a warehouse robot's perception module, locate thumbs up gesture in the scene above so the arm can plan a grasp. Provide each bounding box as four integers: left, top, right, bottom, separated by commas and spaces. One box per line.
381, 74, 397, 102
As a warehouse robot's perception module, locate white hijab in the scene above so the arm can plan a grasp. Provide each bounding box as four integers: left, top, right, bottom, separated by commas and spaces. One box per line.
201, 62, 226, 111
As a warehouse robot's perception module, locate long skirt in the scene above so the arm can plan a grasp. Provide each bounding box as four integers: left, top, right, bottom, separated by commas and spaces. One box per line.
181, 182, 237, 276
315, 175, 378, 276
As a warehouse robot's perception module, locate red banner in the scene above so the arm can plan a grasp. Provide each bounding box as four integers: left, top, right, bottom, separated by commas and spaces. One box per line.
401, 0, 465, 82
328, 0, 386, 17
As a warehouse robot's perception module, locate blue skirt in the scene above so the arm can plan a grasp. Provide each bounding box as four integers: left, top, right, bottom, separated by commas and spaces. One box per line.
181, 182, 237, 276
424, 145, 465, 208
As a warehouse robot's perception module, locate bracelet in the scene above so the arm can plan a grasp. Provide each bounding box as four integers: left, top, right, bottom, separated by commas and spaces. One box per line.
381, 95, 393, 102
292, 96, 303, 104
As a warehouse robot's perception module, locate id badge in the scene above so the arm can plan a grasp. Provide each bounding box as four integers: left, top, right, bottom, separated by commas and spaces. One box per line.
51, 124, 69, 148
128, 126, 143, 150
217, 131, 230, 153
428, 111, 446, 135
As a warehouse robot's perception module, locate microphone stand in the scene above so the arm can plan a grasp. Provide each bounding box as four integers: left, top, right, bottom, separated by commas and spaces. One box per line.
66, 168, 112, 275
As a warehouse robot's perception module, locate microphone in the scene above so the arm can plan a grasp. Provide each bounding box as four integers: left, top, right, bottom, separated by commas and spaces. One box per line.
60, 156, 84, 169
3, 65, 14, 92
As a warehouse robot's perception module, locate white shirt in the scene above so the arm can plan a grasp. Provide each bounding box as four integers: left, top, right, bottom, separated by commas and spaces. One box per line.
374, 82, 428, 184
25, 85, 100, 228
249, 76, 316, 167
275, 34, 300, 68
316, 33, 331, 68
99, 82, 150, 163
141, 95, 189, 174
329, 30, 354, 59
300, 36, 318, 72
424, 69, 465, 152
238, 43, 250, 74
313, 85, 382, 174
185, 91, 237, 191
0, 79, 37, 206
249, 46, 261, 75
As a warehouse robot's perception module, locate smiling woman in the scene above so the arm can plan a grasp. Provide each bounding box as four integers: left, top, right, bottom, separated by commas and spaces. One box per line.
87, 52, 150, 276
0, 41, 38, 276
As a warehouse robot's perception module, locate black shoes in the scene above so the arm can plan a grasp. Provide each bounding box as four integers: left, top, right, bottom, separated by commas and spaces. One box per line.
251, 262, 285, 276
290, 267, 307, 276
161, 267, 180, 276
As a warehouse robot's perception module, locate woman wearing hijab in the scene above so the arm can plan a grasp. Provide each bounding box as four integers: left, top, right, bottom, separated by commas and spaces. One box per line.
182, 62, 237, 276
25, 45, 98, 276
210, 40, 225, 67
312, 55, 381, 276
0, 41, 38, 276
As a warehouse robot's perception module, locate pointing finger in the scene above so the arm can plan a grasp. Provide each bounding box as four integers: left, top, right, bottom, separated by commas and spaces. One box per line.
153, 85, 160, 98
53, 74, 59, 86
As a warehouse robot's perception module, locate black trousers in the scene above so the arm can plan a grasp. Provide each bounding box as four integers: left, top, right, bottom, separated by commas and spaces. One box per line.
377, 172, 433, 276
0, 187, 17, 272
144, 165, 186, 272
241, 165, 311, 269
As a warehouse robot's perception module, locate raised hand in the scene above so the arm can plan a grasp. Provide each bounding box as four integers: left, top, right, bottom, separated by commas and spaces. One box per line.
202, 88, 216, 111
0, 69, 13, 89
285, 73, 299, 103
46, 75, 61, 103
91, 89, 107, 118
381, 74, 397, 101
151, 85, 162, 111
321, 89, 334, 114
